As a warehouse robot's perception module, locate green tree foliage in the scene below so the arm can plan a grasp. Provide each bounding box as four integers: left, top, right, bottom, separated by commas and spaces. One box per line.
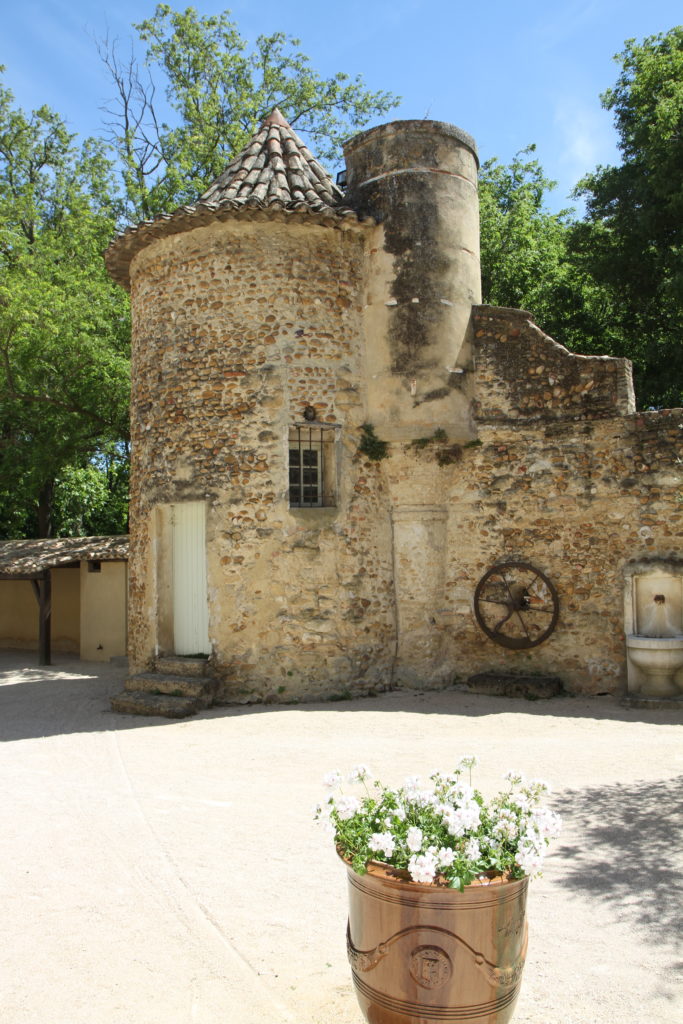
477, 148, 609, 361
101, 3, 400, 220
1, 7, 399, 538
480, 26, 683, 411
0, 73, 130, 537
572, 27, 683, 408
50, 445, 129, 537
479, 147, 573, 326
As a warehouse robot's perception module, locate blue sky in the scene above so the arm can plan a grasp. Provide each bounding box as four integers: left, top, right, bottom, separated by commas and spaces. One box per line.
2, 1, 681, 213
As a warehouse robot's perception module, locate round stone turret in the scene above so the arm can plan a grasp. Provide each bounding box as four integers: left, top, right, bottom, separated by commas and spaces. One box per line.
106, 111, 397, 698
343, 119, 481, 439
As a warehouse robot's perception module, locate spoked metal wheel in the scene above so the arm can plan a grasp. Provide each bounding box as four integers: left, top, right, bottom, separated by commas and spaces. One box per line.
473, 562, 559, 650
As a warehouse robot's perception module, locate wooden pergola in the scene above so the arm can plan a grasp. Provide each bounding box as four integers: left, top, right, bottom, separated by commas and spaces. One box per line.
0, 536, 128, 665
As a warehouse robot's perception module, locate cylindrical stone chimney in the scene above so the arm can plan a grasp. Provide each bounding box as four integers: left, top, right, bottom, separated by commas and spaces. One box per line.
343, 119, 480, 439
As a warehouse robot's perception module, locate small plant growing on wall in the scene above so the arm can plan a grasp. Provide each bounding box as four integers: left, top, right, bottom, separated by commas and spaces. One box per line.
411, 427, 448, 450
410, 428, 463, 465
358, 423, 389, 461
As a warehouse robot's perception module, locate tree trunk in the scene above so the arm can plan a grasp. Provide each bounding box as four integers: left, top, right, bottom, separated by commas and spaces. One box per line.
35, 480, 54, 664
31, 572, 52, 666
37, 479, 54, 538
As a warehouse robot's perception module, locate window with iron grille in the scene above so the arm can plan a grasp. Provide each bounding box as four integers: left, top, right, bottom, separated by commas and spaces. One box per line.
288, 426, 336, 508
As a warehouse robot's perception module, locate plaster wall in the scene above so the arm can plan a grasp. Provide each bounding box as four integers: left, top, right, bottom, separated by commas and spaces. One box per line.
0, 567, 80, 653
79, 560, 127, 661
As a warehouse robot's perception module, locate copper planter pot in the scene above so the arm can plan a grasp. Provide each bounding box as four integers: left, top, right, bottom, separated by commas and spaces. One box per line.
346, 864, 528, 1024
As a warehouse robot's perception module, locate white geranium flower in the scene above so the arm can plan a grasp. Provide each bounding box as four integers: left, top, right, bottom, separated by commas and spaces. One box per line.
465, 837, 481, 862
493, 809, 518, 841
413, 789, 436, 808
504, 771, 525, 786
334, 795, 361, 820
318, 761, 560, 888
457, 755, 478, 771
406, 826, 424, 852
408, 852, 438, 884
442, 808, 465, 838
403, 775, 421, 797
529, 807, 562, 840
368, 831, 396, 859
437, 847, 455, 868
443, 801, 481, 837
515, 838, 544, 877
449, 781, 475, 804
528, 778, 551, 795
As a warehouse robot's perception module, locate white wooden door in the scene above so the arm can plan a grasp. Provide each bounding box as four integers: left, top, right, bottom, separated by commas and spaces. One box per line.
172, 501, 210, 655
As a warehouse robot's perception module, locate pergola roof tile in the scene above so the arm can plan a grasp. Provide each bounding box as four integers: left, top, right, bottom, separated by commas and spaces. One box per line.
0, 536, 129, 578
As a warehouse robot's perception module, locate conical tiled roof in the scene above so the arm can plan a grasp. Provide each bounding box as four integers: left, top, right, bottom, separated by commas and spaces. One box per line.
105, 109, 365, 290
199, 108, 344, 211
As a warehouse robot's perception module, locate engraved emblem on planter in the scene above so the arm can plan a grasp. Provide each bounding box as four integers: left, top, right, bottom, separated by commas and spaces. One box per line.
347, 923, 523, 991
408, 946, 452, 989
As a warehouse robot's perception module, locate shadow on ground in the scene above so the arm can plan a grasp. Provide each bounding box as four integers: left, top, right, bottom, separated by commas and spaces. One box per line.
1, 651, 681, 742
552, 776, 683, 951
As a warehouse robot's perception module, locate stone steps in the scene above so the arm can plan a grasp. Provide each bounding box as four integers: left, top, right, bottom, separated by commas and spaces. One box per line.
110, 690, 202, 719
123, 672, 214, 702
155, 656, 210, 678
110, 657, 217, 719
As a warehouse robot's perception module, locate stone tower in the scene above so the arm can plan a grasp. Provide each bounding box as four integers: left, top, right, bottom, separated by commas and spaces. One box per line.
106, 110, 402, 702
344, 119, 481, 440
106, 113, 483, 704
108, 110, 675, 715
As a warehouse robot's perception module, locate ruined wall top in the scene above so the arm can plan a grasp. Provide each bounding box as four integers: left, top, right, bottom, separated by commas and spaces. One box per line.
472, 305, 636, 421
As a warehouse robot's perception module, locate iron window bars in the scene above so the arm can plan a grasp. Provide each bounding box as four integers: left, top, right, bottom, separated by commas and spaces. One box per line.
289, 426, 334, 507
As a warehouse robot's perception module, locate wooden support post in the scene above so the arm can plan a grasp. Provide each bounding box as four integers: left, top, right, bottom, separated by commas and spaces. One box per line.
31, 571, 52, 666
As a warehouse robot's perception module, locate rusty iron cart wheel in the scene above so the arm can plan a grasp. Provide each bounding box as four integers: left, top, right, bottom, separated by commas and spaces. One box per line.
473, 562, 559, 650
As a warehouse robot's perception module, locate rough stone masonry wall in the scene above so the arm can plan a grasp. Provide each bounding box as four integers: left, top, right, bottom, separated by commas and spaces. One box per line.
378, 307, 683, 696
472, 305, 635, 420
436, 308, 683, 694
127, 216, 396, 699
437, 411, 683, 693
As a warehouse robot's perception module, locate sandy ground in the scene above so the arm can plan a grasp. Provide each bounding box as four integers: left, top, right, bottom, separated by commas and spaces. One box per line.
0, 650, 681, 1024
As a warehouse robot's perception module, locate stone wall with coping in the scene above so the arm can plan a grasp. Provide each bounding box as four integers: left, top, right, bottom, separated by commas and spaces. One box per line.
446, 408, 683, 693
376, 310, 683, 695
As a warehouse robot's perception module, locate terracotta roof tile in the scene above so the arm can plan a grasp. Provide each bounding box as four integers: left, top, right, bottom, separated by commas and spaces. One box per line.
105, 109, 370, 290
199, 110, 345, 212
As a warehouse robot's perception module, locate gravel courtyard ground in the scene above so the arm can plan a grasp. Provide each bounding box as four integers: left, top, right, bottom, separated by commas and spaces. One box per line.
0, 650, 681, 1024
